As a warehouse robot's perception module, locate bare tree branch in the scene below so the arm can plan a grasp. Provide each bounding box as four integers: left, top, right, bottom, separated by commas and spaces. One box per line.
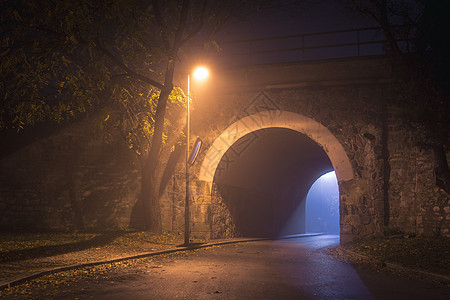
152, 0, 172, 51
94, 42, 164, 89
179, 0, 208, 47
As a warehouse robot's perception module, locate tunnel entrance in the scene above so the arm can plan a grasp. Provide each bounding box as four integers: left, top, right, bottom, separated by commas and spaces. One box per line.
213, 128, 334, 238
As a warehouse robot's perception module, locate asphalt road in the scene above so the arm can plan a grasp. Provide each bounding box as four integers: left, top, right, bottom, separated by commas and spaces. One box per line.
7, 235, 450, 299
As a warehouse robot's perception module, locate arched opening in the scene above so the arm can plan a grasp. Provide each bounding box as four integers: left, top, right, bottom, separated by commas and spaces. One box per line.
199, 110, 353, 239
305, 171, 340, 234
213, 128, 334, 237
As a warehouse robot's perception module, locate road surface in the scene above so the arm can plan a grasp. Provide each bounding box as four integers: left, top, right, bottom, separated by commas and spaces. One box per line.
5, 235, 450, 299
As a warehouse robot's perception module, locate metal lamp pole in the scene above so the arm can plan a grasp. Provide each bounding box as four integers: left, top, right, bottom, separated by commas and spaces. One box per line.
184, 66, 208, 247
185, 74, 191, 246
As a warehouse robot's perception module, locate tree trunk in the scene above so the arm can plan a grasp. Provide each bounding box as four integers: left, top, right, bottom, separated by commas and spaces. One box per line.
139, 0, 191, 232
141, 59, 176, 232
141, 156, 162, 232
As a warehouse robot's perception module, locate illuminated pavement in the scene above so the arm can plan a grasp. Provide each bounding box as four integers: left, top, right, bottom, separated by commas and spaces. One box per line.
56, 234, 448, 299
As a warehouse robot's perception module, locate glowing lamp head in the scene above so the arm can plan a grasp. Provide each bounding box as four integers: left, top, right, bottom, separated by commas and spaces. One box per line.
193, 66, 209, 81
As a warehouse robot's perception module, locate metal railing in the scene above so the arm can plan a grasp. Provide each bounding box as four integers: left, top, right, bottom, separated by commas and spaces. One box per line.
217, 27, 410, 65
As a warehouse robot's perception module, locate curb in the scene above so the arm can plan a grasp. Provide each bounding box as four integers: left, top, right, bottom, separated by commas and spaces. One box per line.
0, 233, 320, 290
341, 248, 450, 284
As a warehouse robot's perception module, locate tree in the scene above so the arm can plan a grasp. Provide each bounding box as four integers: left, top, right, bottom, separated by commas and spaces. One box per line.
338, 0, 450, 194
0, 0, 307, 232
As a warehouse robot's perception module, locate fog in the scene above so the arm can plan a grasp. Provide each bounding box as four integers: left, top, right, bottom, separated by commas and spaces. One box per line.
214, 128, 334, 238
305, 171, 340, 234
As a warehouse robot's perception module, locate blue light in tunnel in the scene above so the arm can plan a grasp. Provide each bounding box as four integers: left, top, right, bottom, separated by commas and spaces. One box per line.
305, 171, 339, 234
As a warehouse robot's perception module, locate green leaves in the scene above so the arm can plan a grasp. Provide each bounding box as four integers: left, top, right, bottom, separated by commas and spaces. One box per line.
100, 83, 185, 159
0, 0, 163, 131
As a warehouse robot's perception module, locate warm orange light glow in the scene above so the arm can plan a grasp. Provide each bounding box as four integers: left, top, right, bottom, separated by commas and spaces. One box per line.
193, 66, 209, 81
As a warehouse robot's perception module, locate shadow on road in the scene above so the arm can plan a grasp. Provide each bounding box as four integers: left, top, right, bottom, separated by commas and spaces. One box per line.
0, 231, 127, 263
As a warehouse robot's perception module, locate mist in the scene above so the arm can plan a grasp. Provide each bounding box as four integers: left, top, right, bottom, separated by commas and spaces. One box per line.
305, 171, 339, 234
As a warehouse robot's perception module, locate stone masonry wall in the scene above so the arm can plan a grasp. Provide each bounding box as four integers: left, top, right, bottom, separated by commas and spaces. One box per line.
187, 72, 449, 240
387, 107, 449, 236
0, 112, 141, 231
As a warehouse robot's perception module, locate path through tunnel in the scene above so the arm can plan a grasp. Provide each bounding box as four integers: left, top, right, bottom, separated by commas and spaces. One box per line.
213, 128, 337, 238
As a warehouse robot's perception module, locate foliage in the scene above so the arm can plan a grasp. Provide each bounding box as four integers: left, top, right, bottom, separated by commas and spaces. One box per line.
0, 230, 185, 273
0, 230, 185, 297
101, 86, 186, 158
0, 232, 99, 253
0, 0, 193, 134
0, 0, 147, 130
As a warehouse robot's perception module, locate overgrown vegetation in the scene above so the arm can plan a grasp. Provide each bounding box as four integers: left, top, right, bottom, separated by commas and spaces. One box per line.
334, 235, 450, 276
0, 230, 186, 286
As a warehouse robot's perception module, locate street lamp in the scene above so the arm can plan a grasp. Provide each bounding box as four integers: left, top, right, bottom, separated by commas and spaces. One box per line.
185, 66, 209, 246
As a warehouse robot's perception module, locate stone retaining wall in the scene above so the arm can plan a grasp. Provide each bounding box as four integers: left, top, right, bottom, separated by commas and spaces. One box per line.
0, 113, 141, 231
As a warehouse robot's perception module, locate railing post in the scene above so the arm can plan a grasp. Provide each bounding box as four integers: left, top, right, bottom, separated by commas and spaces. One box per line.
219, 27, 388, 64
302, 35, 305, 60
357, 29, 361, 56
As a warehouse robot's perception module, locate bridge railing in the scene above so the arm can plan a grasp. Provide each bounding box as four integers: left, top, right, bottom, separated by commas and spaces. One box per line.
216, 27, 411, 66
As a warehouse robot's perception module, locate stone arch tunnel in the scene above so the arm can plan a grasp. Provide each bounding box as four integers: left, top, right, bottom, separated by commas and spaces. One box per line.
157, 57, 449, 242
195, 110, 355, 240
213, 127, 334, 237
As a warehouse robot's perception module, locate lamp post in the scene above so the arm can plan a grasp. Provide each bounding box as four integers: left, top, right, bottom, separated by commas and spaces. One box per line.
185, 66, 209, 246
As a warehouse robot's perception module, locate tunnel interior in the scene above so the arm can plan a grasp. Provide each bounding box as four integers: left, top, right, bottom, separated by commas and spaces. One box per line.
213, 127, 336, 238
